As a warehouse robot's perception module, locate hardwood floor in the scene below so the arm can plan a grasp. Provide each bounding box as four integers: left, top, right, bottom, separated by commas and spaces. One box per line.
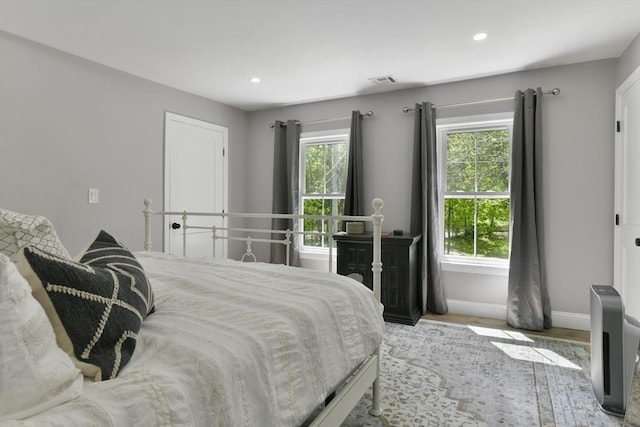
421, 312, 591, 343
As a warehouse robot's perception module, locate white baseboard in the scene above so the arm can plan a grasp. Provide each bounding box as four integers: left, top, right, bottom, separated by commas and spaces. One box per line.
550, 310, 590, 331
446, 299, 507, 320
446, 299, 591, 331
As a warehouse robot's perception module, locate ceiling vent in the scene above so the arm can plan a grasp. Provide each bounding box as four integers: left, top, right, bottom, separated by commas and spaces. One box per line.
368, 75, 397, 85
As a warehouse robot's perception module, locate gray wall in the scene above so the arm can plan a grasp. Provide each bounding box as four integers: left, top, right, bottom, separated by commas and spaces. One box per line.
0, 31, 248, 255
3, 27, 639, 323
246, 59, 619, 320
618, 31, 640, 86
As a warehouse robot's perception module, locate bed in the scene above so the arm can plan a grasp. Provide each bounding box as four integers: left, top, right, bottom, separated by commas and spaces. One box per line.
0, 199, 385, 426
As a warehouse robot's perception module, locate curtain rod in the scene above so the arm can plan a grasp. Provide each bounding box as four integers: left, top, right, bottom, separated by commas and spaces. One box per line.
269, 110, 373, 128
401, 88, 560, 113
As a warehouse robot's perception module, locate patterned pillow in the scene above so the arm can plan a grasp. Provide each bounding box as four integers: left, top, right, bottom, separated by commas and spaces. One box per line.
0, 231, 17, 258
16, 230, 155, 381
0, 208, 71, 260
0, 253, 83, 421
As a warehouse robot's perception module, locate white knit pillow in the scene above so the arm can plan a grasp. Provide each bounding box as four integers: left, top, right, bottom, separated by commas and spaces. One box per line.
0, 253, 83, 421
0, 209, 71, 260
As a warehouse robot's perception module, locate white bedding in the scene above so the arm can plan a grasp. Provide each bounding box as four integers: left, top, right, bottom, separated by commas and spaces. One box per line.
6, 252, 385, 427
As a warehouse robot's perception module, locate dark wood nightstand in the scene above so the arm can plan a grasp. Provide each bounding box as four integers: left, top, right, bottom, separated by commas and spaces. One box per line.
333, 232, 421, 325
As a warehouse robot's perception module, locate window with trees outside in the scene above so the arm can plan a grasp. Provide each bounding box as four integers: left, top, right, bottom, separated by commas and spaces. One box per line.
299, 130, 349, 252
438, 115, 513, 264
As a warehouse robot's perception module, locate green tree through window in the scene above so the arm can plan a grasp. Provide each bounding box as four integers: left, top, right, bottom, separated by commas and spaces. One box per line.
441, 121, 511, 260
300, 131, 349, 250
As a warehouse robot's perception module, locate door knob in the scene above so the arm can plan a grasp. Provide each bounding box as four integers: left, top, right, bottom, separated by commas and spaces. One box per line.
636, 238, 640, 247
171, 222, 181, 230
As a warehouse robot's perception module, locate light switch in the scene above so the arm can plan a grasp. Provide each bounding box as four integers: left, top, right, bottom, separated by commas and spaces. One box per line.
88, 188, 99, 204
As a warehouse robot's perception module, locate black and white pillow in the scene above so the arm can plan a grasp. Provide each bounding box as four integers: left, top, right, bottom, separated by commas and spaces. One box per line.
17, 230, 154, 381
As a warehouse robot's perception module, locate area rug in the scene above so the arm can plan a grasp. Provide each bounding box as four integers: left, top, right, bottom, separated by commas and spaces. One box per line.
342, 319, 623, 426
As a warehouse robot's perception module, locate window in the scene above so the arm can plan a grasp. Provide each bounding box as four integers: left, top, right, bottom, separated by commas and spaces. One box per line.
299, 129, 349, 251
438, 114, 513, 264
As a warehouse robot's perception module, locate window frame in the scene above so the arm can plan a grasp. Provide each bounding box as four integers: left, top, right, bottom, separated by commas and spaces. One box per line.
436, 113, 513, 272
298, 128, 350, 254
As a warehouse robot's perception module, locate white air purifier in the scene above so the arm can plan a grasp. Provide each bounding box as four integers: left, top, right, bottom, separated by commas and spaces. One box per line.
590, 285, 640, 417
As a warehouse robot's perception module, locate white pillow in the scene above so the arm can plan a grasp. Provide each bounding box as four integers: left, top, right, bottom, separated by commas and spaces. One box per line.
0, 253, 83, 421
0, 209, 71, 260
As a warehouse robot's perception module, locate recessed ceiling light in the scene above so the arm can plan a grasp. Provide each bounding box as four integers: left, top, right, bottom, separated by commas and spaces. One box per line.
250, 77, 261, 84
473, 32, 488, 41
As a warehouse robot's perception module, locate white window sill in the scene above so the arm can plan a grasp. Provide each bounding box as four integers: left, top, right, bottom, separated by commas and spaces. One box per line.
441, 258, 509, 277
299, 249, 336, 261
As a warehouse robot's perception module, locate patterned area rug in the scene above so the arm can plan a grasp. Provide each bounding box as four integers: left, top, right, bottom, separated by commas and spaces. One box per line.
342, 319, 623, 427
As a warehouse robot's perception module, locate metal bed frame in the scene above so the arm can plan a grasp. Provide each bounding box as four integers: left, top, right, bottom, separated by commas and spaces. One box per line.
142, 198, 384, 426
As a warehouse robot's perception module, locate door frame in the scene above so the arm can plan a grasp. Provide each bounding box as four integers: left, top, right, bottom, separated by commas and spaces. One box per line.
614, 65, 640, 294
163, 111, 229, 255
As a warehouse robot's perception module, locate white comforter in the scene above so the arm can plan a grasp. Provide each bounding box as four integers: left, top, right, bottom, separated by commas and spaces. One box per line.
8, 252, 385, 427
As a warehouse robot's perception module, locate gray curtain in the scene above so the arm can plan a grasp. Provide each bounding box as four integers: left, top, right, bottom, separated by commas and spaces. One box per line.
410, 102, 447, 314
343, 111, 364, 218
270, 120, 301, 266
507, 88, 551, 331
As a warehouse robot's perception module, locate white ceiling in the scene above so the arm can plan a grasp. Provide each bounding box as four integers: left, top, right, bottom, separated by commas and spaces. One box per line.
1, 0, 639, 111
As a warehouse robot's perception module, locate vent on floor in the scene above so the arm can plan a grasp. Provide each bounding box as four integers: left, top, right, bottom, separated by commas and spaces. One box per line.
368, 75, 397, 85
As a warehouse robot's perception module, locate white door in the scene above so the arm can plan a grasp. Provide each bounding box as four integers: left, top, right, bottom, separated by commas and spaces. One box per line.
164, 112, 228, 258
615, 66, 640, 320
